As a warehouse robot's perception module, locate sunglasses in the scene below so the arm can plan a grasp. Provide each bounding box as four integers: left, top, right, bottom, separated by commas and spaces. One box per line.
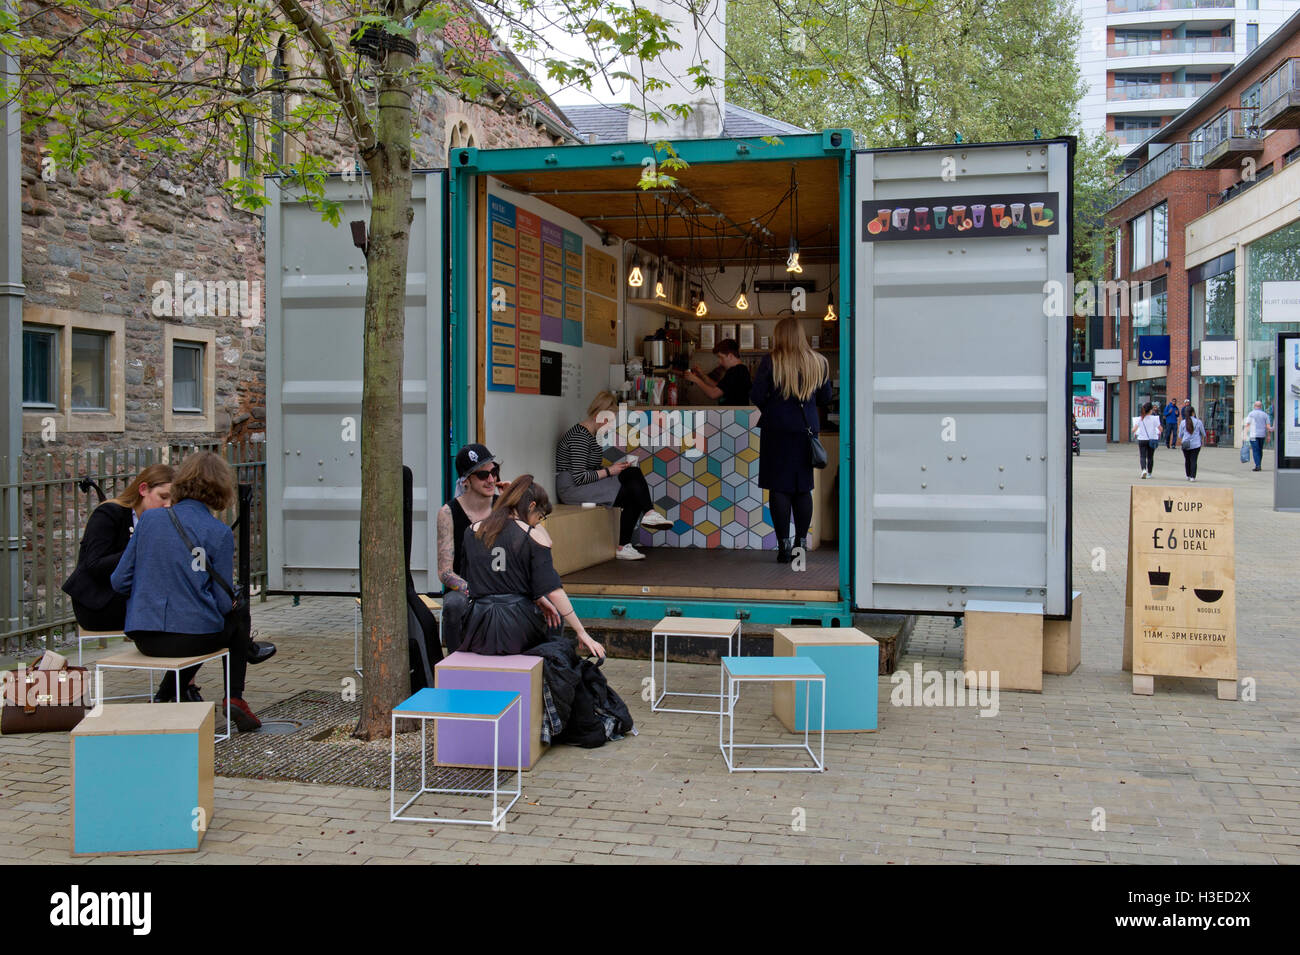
471, 466, 500, 480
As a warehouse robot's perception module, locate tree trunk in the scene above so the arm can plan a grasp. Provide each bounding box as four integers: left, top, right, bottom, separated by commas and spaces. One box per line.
355, 53, 416, 740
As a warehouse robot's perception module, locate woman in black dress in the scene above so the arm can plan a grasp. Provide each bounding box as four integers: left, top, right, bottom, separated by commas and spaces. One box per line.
62, 464, 174, 631
751, 316, 833, 564
459, 475, 605, 659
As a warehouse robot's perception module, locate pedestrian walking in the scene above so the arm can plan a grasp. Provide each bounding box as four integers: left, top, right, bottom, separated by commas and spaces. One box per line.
1162, 398, 1179, 449
750, 316, 833, 563
1132, 401, 1161, 478
1177, 404, 1207, 482
1244, 400, 1273, 471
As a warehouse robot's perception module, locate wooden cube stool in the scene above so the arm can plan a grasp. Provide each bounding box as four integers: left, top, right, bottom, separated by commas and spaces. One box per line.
95, 647, 232, 741
1043, 590, 1082, 675
70, 703, 214, 856
434, 652, 545, 770
773, 627, 879, 732
962, 600, 1044, 693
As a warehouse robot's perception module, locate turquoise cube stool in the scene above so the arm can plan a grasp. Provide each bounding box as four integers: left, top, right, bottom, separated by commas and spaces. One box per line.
70, 703, 214, 856
773, 627, 879, 732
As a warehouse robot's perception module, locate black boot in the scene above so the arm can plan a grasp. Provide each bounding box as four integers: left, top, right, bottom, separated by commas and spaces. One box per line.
776, 538, 793, 563
792, 537, 808, 561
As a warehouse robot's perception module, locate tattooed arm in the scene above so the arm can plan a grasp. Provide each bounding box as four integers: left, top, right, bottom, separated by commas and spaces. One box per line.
436, 503, 468, 592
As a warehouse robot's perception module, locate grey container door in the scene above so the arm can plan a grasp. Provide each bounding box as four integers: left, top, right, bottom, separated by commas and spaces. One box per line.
266, 172, 446, 592
853, 143, 1072, 615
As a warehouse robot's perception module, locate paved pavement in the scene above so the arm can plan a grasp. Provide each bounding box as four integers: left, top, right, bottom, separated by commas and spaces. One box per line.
2, 445, 1296, 864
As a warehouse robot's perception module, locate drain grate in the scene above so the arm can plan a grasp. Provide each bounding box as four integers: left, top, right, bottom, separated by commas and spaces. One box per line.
214, 691, 513, 791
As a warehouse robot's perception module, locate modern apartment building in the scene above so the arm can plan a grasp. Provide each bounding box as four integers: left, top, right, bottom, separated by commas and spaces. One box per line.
1104, 7, 1300, 446
1079, 0, 1295, 159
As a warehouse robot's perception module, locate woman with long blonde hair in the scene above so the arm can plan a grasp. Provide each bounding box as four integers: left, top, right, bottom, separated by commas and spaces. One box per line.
751, 317, 833, 563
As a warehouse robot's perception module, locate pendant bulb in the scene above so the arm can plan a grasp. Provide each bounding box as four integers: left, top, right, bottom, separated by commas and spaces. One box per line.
654, 281, 666, 299
786, 250, 802, 274
736, 284, 749, 311
695, 300, 708, 317
628, 264, 643, 288
824, 292, 836, 322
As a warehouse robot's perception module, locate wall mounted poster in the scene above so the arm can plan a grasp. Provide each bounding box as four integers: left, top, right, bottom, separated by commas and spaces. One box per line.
1123, 485, 1237, 699
1074, 380, 1105, 431
861, 191, 1060, 241
585, 247, 618, 299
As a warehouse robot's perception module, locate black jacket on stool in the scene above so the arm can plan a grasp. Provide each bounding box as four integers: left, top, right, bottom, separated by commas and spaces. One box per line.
61, 501, 133, 631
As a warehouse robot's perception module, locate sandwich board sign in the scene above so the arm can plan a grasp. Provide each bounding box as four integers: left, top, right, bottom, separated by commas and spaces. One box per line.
1122, 485, 1237, 699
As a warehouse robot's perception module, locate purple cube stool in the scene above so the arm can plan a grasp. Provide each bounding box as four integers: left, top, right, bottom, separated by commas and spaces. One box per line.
434, 652, 546, 770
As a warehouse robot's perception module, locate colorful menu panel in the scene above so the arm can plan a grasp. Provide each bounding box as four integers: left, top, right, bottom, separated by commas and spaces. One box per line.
487, 196, 517, 392
562, 230, 584, 347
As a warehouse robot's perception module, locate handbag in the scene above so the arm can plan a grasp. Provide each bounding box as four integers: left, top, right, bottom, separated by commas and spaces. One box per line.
166, 508, 251, 652
1, 650, 90, 734
807, 427, 828, 469
1241, 442, 1251, 464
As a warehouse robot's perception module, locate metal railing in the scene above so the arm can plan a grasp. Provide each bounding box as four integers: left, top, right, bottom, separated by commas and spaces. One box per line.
1108, 37, 1233, 57
1107, 0, 1234, 12
1110, 141, 1204, 207
1199, 106, 1262, 157
0, 441, 267, 656
1260, 58, 1300, 116
1108, 81, 1216, 102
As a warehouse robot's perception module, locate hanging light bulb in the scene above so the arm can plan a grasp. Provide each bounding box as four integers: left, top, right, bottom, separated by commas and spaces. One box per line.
627, 254, 643, 288
786, 240, 802, 274
736, 283, 749, 311
695, 300, 708, 317
654, 281, 666, 300
823, 292, 837, 322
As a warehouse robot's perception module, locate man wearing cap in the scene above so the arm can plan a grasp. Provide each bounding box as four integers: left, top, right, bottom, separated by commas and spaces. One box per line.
436, 444, 562, 651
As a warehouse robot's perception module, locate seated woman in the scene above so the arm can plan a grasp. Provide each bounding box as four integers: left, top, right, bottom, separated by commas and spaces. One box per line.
555, 390, 672, 561
459, 475, 604, 658
62, 464, 174, 633
111, 451, 261, 731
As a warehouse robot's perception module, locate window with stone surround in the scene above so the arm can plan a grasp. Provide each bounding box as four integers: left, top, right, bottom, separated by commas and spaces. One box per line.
21, 308, 125, 434
164, 325, 217, 433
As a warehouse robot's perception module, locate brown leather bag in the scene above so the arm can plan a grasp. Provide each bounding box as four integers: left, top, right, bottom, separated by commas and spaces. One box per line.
1, 651, 91, 734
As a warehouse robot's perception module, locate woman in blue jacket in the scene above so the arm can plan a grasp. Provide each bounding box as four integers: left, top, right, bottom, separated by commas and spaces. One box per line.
112, 451, 260, 731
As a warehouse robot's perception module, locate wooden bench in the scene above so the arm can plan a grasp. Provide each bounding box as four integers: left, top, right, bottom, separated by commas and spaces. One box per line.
547, 503, 618, 575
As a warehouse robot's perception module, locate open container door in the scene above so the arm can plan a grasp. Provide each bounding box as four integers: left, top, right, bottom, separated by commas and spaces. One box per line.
853, 141, 1073, 616
266, 171, 447, 593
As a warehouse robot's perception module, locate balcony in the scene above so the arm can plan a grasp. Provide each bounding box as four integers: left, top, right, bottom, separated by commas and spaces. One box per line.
1108, 37, 1233, 57
1107, 81, 1216, 102
1110, 142, 1203, 208
1259, 58, 1300, 129
1107, 0, 1234, 12
1198, 107, 1264, 168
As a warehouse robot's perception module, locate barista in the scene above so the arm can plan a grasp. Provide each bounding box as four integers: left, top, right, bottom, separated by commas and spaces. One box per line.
686, 339, 752, 406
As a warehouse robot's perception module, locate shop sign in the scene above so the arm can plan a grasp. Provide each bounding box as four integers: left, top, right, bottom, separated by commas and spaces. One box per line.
1200, 340, 1237, 377
861, 192, 1059, 241
1262, 281, 1300, 324
1123, 485, 1237, 696
1094, 349, 1123, 378
1137, 335, 1170, 367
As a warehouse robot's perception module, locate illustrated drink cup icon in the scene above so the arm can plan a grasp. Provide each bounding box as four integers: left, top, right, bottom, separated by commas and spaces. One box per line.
951, 204, 967, 226
1030, 201, 1046, 225
876, 209, 891, 232
1010, 203, 1025, 225
991, 203, 1006, 226
892, 208, 910, 230
914, 207, 930, 230
933, 205, 948, 229
1148, 565, 1170, 600
972, 204, 986, 228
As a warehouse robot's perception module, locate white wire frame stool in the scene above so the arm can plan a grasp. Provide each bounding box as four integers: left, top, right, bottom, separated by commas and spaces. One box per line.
95, 647, 232, 743
389, 687, 522, 827
75, 627, 126, 666
650, 616, 743, 715
719, 656, 825, 773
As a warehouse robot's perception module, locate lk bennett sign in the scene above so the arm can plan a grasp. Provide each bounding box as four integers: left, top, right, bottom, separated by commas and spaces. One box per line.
861, 192, 1060, 241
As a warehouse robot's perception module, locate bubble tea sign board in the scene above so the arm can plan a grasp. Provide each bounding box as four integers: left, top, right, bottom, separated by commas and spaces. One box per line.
862, 192, 1059, 241
1123, 485, 1237, 699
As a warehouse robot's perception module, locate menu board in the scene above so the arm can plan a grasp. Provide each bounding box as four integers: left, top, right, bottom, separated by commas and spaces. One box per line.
1124, 485, 1236, 689
861, 191, 1060, 242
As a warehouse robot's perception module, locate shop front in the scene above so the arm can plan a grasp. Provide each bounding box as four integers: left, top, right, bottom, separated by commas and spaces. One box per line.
1189, 253, 1236, 446
1247, 220, 1300, 445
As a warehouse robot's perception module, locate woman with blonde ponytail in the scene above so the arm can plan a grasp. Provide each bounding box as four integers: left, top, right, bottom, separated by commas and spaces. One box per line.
750, 317, 833, 564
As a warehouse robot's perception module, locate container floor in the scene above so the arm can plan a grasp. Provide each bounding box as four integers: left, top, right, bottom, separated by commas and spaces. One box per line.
562, 543, 840, 602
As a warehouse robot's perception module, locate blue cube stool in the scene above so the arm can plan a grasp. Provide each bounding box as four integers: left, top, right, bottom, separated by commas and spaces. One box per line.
70, 703, 214, 856
390, 687, 522, 827
773, 627, 879, 732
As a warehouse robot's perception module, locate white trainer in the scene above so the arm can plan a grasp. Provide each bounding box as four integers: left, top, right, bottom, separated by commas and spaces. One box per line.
640, 512, 673, 530
1141, 469, 1148, 478
616, 543, 646, 560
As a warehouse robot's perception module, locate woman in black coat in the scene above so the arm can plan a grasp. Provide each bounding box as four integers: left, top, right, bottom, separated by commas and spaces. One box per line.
62, 464, 174, 632
751, 316, 833, 564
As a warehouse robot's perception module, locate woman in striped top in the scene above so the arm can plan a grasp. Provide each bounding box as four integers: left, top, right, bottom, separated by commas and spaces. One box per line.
556, 391, 673, 560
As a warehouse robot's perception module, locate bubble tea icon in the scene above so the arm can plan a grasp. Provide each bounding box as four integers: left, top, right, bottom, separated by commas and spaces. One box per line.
951, 204, 968, 230
892, 207, 910, 231
876, 209, 892, 232
1030, 201, 1048, 226
991, 203, 1007, 227
933, 205, 948, 230
1010, 203, 1025, 226
972, 204, 986, 228
914, 207, 930, 231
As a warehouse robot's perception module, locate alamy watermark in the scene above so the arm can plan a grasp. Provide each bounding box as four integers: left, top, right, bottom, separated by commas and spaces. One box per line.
890, 664, 1000, 717
595, 403, 705, 457
151, 270, 262, 326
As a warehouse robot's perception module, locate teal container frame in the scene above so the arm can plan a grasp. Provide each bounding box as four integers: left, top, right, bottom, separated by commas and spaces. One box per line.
448, 132, 856, 625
